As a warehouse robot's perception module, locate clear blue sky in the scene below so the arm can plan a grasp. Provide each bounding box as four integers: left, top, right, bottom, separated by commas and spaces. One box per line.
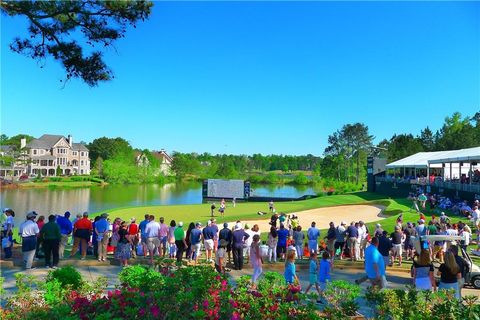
1, 1, 479, 155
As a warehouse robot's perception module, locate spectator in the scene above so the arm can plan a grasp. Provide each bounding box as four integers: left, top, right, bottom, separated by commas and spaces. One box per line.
215, 239, 228, 273
138, 214, 150, 257
277, 224, 289, 261
56, 211, 72, 260
250, 234, 263, 286
158, 217, 169, 257
232, 223, 249, 270
35, 215, 45, 258
346, 222, 359, 261
391, 226, 404, 266
40, 214, 61, 269
19, 211, 40, 269
218, 222, 233, 264
95, 213, 110, 262
438, 251, 461, 300
243, 224, 255, 262
307, 222, 320, 254
326, 222, 336, 261
115, 221, 132, 267
403, 222, 416, 260
412, 249, 436, 291
293, 226, 304, 260
364, 237, 386, 289
378, 230, 393, 268
2, 208, 15, 259
145, 215, 161, 264
127, 218, 139, 258
358, 221, 368, 260
450, 245, 468, 297
190, 222, 203, 264
69, 212, 92, 260
334, 222, 346, 260
267, 226, 278, 263
174, 221, 187, 263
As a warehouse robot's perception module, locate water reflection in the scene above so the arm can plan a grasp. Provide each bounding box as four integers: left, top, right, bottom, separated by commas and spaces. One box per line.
1, 182, 318, 225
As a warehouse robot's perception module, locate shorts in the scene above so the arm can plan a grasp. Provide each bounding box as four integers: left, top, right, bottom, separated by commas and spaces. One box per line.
277, 245, 287, 256
141, 234, 148, 244
191, 243, 201, 258
327, 239, 336, 252
334, 241, 345, 251
392, 244, 402, 256
204, 239, 214, 251
309, 273, 317, 285
169, 243, 177, 255
308, 240, 318, 252
159, 236, 167, 246
404, 241, 413, 250
147, 238, 160, 251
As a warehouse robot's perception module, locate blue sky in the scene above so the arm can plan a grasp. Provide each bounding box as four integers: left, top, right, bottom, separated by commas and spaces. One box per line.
1, 1, 479, 155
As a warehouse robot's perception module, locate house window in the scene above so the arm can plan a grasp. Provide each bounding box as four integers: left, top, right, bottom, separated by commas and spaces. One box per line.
81, 152, 84, 157
80, 160, 84, 166
33, 149, 37, 155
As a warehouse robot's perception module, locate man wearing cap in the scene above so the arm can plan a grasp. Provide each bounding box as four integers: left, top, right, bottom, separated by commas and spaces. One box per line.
358, 221, 368, 260
232, 223, 250, 270
202, 220, 216, 263
69, 212, 93, 260
190, 222, 203, 264
19, 211, 40, 269
174, 222, 187, 263
40, 214, 61, 268
390, 226, 404, 266
335, 222, 347, 260
307, 222, 320, 254
219, 222, 233, 263
138, 214, 150, 257
56, 211, 73, 259
95, 213, 110, 262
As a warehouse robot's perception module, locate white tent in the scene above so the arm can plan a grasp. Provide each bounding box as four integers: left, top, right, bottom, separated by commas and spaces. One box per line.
386, 151, 455, 169
428, 146, 480, 164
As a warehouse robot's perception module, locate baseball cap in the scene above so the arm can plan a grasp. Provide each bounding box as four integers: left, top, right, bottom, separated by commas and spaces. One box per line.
178, 221, 184, 227
196, 222, 202, 227
26, 211, 38, 219
341, 221, 346, 225
235, 222, 242, 230
223, 222, 228, 228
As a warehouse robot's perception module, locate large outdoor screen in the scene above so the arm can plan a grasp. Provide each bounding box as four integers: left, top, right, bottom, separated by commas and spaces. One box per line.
206, 179, 245, 199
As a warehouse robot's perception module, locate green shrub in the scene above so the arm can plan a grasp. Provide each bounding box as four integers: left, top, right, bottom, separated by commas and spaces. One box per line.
46, 265, 82, 288
322, 280, 361, 318
118, 265, 163, 291
293, 173, 309, 185
263, 172, 280, 184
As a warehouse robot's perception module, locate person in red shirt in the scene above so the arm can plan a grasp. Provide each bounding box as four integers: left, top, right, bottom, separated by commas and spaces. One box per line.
128, 218, 139, 258
35, 215, 46, 258
69, 212, 93, 260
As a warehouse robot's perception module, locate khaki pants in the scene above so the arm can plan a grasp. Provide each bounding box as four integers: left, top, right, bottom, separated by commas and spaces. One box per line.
97, 236, 109, 260
70, 237, 88, 258
59, 234, 69, 259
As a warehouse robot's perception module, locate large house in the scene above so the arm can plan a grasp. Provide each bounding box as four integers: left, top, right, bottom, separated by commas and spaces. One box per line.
135, 149, 173, 175
0, 134, 90, 178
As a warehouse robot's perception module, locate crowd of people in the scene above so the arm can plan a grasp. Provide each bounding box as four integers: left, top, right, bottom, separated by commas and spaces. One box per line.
1, 196, 478, 301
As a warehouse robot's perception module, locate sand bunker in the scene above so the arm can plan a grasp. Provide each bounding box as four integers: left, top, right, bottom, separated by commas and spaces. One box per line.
234, 205, 385, 232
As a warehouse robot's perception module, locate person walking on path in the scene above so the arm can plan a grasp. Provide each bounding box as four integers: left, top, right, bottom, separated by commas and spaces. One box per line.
304, 252, 321, 296
174, 221, 187, 263
40, 214, 61, 269
218, 222, 233, 264
307, 222, 320, 254
318, 251, 332, 296
69, 212, 92, 260
232, 223, 250, 270
95, 213, 110, 262
250, 234, 263, 286
364, 237, 386, 289
19, 211, 40, 269
56, 211, 72, 259
115, 221, 132, 267
145, 215, 161, 264
346, 222, 359, 261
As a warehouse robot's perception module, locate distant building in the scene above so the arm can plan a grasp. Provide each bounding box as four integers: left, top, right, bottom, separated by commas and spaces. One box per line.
135, 149, 173, 175
0, 134, 91, 178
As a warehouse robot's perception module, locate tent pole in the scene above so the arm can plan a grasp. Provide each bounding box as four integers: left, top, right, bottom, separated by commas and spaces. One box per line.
470, 163, 473, 184
449, 163, 452, 181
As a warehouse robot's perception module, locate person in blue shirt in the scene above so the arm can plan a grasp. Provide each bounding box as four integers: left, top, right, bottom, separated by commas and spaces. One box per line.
189, 222, 203, 264
307, 222, 320, 254
284, 249, 298, 284
138, 214, 150, 257
56, 211, 73, 259
95, 213, 110, 262
364, 237, 386, 289
277, 224, 289, 260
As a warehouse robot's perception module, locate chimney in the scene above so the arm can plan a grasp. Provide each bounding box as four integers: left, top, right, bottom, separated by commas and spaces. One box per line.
20, 138, 26, 149
67, 134, 73, 147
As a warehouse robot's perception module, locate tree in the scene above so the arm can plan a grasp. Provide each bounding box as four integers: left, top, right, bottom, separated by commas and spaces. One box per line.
419, 127, 435, 151
387, 134, 423, 162
3, 134, 35, 148
0, 134, 8, 144
87, 137, 133, 163
435, 112, 477, 150
1, 1, 153, 86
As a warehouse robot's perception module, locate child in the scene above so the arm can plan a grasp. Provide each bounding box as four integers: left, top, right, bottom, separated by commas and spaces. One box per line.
304, 252, 321, 296
318, 251, 332, 295
250, 234, 263, 286
303, 241, 311, 258
284, 249, 301, 301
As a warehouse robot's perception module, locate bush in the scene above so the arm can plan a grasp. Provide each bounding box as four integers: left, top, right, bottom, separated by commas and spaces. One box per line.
263, 172, 280, 184
118, 265, 163, 291
293, 173, 309, 185
46, 265, 83, 288
322, 280, 361, 318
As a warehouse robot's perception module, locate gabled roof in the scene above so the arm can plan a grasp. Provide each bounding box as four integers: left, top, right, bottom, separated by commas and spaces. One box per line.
72, 143, 88, 151
0, 145, 14, 152
26, 134, 64, 149
153, 150, 173, 163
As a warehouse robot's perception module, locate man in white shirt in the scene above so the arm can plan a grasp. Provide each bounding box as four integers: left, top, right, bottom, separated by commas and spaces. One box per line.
472, 206, 480, 240
243, 224, 255, 262
19, 211, 40, 269
144, 215, 161, 264
358, 221, 368, 260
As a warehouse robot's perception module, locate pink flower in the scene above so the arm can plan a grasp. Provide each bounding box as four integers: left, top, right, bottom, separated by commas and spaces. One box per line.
203, 299, 209, 308
150, 305, 160, 317
231, 312, 241, 320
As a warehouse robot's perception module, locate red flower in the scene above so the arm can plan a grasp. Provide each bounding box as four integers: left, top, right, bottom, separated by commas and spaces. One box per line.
150, 305, 160, 317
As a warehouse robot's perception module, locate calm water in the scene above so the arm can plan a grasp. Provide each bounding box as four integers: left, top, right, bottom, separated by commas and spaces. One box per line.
1, 182, 319, 225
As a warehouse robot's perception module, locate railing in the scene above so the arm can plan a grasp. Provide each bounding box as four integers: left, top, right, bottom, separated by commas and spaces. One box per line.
375, 176, 480, 193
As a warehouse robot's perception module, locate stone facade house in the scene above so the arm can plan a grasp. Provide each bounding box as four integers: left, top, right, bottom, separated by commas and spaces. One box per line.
135, 149, 173, 175
26, 134, 91, 176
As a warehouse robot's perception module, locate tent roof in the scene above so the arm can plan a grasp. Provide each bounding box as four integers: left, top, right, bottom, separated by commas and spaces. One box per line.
386, 151, 457, 169
428, 146, 480, 164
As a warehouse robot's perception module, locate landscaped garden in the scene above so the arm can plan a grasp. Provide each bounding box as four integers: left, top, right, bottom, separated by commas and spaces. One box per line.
1, 263, 479, 319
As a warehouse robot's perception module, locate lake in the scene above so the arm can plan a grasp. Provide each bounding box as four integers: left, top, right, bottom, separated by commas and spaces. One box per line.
1, 182, 320, 225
